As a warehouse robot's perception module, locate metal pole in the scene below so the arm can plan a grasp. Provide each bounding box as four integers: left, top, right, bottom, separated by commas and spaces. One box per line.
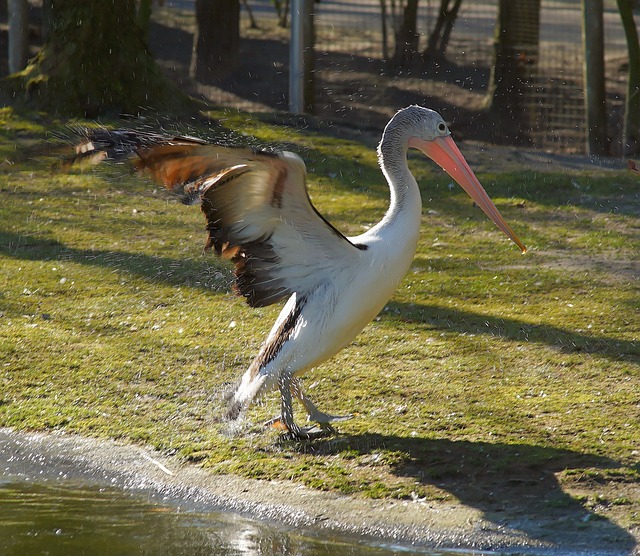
289, 0, 305, 114
582, 0, 608, 155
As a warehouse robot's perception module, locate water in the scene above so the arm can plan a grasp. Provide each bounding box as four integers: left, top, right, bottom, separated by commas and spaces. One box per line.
0, 479, 464, 556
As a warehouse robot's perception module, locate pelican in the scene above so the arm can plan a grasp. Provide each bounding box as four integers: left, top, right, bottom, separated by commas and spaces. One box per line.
73, 106, 526, 438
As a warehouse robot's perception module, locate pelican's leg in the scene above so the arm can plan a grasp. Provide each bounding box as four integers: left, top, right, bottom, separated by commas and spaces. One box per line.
264, 374, 332, 439
291, 378, 352, 425
278, 373, 300, 433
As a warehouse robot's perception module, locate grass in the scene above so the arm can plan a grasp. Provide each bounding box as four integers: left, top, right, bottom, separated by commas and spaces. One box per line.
1, 106, 638, 540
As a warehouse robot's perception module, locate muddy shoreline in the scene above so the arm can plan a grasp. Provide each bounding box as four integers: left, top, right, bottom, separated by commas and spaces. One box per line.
1, 428, 636, 555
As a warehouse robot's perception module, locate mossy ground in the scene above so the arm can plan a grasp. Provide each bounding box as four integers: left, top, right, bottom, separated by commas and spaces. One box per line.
1, 107, 638, 540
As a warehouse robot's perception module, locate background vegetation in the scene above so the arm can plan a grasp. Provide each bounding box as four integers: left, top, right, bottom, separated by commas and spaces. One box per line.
2, 1, 639, 153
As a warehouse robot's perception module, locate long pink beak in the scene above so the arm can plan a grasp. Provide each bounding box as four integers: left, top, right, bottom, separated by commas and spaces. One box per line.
409, 135, 526, 253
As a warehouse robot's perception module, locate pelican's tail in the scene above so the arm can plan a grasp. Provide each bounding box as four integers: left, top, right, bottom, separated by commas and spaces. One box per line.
225, 366, 276, 421
225, 293, 301, 421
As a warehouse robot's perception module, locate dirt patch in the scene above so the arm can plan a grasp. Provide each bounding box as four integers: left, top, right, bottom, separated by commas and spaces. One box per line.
528, 250, 639, 284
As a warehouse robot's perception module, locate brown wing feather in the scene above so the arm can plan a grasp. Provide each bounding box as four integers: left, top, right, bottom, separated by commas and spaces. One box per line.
135, 144, 233, 190
132, 143, 292, 306
195, 154, 295, 306
73, 130, 360, 308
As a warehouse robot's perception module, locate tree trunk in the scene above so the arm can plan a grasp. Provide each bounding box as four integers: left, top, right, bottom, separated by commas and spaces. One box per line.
616, 0, 640, 155
274, 0, 289, 28
582, 0, 608, 155
138, 0, 153, 38
437, 0, 462, 57
190, 0, 240, 83
8, 0, 29, 74
242, 0, 259, 29
41, 0, 54, 41
392, 0, 420, 66
423, 0, 463, 60
484, 0, 540, 136
380, 0, 389, 60
9, 0, 182, 116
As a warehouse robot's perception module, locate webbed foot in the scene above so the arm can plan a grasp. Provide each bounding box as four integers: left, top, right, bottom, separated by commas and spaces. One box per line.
306, 409, 352, 424
290, 377, 352, 425
264, 416, 335, 439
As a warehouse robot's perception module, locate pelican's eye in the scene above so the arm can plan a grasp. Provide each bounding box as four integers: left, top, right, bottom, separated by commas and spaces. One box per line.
437, 122, 448, 134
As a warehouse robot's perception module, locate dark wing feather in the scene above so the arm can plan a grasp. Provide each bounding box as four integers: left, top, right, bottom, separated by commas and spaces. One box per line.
75, 129, 362, 307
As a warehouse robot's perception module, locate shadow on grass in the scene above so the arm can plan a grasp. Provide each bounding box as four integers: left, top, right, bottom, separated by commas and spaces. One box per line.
293, 433, 637, 554
1, 231, 636, 366
0, 230, 232, 294
385, 300, 639, 365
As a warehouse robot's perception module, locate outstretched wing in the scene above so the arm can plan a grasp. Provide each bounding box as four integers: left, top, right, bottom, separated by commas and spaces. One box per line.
76, 130, 363, 307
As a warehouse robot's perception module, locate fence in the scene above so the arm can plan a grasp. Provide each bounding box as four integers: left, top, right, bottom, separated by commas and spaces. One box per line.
156, 0, 629, 153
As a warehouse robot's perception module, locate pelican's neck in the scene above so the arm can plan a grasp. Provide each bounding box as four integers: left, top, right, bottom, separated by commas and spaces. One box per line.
376, 125, 422, 230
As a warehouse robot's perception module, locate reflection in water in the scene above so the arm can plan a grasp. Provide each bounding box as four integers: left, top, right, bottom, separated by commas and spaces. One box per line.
0, 480, 459, 556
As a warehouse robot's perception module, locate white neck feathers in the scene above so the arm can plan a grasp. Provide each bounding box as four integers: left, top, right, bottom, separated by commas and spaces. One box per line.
376, 112, 422, 226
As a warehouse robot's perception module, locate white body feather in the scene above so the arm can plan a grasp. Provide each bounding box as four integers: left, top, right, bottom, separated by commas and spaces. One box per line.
233, 120, 424, 410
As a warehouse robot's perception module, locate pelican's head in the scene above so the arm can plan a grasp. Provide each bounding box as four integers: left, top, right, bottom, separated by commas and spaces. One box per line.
387, 106, 527, 253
